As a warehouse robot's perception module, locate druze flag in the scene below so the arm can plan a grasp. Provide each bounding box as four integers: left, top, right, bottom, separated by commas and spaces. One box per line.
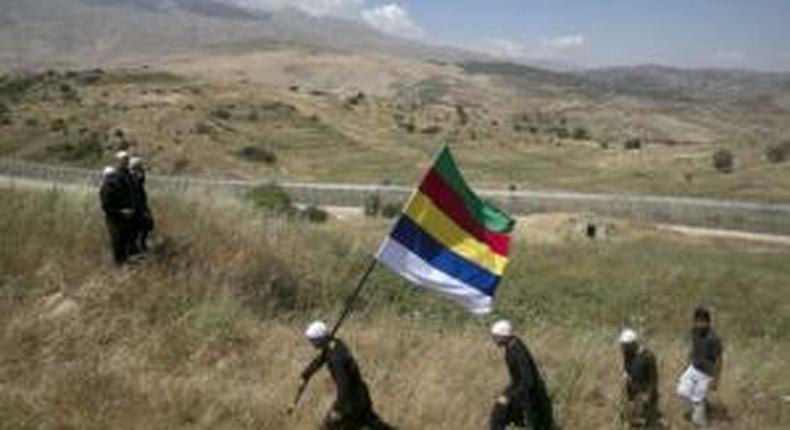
376, 147, 515, 314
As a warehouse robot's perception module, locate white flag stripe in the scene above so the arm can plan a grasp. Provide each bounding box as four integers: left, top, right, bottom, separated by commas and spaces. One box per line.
377, 238, 493, 314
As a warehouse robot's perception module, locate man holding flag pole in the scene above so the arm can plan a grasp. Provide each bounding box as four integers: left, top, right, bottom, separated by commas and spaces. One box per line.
291, 146, 555, 428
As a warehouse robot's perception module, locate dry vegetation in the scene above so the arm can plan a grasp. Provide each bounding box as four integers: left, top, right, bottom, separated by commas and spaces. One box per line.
2, 63, 790, 201
1, 185, 789, 429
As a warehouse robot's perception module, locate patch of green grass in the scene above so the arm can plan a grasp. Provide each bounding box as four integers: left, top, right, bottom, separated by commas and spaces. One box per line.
245, 184, 294, 214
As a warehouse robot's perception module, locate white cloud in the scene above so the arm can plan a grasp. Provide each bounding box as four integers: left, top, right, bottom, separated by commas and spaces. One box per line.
229, 0, 364, 17
228, 0, 425, 37
361, 3, 424, 38
541, 34, 586, 50
480, 33, 587, 61
486, 38, 530, 59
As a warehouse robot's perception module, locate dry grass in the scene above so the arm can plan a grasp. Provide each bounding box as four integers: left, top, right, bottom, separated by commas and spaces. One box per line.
1, 185, 789, 429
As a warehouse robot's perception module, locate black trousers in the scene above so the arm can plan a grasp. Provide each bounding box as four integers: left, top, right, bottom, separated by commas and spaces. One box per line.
490, 401, 528, 430
105, 216, 136, 265
322, 408, 394, 430
134, 214, 153, 252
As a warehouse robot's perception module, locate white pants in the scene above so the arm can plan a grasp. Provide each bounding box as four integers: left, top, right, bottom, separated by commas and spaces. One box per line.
677, 365, 712, 404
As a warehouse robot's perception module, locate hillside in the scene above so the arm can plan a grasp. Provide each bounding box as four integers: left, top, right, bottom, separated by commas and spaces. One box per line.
1, 185, 789, 429
1, 0, 790, 203
2, 65, 790, 202
0, 0, 479, 69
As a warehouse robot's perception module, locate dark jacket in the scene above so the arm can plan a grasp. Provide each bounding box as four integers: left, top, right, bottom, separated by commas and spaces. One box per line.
690, 328, 722, 376
131, 171, 153, 230
100, 168, 135, 219
624, 347, 659, 400
131, 171, 150, 215
301, 338, 373, 416
504, 337, 555, 430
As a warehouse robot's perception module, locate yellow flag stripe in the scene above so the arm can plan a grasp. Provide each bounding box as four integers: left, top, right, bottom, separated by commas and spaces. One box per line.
404, 192, 508, 276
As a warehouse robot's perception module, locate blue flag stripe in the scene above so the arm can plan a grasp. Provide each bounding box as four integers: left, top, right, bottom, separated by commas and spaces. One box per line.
389, 216, 500, 296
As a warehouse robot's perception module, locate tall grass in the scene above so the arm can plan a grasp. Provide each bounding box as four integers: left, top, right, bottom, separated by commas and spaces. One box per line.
0, 186, 788, 429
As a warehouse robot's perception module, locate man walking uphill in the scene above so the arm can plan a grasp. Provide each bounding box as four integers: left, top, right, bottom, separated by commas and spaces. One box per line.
677, 307, 723, 427
99, 151, 137, 265
489, 320, 555, 430
619, 328, 661, 429
293, 321, 395, 430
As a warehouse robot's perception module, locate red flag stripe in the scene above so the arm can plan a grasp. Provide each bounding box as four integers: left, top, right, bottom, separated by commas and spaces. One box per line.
419, 169, 511, 256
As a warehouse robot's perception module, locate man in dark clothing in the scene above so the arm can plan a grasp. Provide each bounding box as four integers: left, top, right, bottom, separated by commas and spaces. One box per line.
676, 307, 723, 426
295, 321, 394, 430
99, 151, 137, 265
129, 157, 153, 252
619, 328, 661, 429
489, 320, 555, 430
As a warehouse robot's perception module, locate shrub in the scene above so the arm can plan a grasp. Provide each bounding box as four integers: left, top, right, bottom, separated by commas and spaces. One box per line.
364, 194, 381, 217
624, 138, 642, 150
420, 125, 443, 135
46, 132, 104, 162
345, 91, 365, 107
572, 127, 591, 140
455, 105, 469, 126
0, 73, 37, 100
381, 201, 404, 219
194, 122, 213, 135
246, 184, 293, 215
399, 122, 416, 133
260, 101, 297, 115
210, 108, 232, 120
25, 118, 39, 127
236, 146, 277, 164
173, 157, 190, 173
766, 141, 790, 164
61, 86, 80, 102
553, 127, 570, 139
712, 149, 734, 173
301, 206, 329, 224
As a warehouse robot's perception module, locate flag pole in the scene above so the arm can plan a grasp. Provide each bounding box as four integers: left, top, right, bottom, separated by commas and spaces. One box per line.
289, 256, 378, 416
289, 145, 450, 415
330, 145, 448, 336
330, 257, 379, 336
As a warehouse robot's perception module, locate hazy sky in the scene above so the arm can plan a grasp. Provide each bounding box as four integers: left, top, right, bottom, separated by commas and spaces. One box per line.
237, 0, 790, 70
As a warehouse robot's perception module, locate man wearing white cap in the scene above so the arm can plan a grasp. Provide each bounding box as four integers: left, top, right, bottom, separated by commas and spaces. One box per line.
293, 321, 394, 430
99, 151, 137, 264
489, 320, 554, 430
619, 328, 661, 429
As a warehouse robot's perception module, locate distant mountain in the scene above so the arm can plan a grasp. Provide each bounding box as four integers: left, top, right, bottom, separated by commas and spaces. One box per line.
460, 61, 790, 104
580, 64, 790, 102
0, 0, 481, 68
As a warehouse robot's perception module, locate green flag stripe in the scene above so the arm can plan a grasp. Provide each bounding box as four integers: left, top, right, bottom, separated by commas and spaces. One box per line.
432, 148, 515, 233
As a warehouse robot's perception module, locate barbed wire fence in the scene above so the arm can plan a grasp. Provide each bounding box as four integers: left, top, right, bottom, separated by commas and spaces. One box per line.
1, 159, 790, 235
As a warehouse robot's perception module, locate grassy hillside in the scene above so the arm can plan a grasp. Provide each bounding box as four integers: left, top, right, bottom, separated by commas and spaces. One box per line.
2, 65, 790, 202
1, 185, 788, 429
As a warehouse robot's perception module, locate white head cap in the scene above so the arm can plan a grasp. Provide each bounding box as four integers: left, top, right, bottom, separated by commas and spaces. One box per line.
115, 150, 130, 160
619, 328, 638, 344
491, 320, 513, 337
102, 166, 116, 176
305, 321, 329, 340
129, 157, 143, 168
